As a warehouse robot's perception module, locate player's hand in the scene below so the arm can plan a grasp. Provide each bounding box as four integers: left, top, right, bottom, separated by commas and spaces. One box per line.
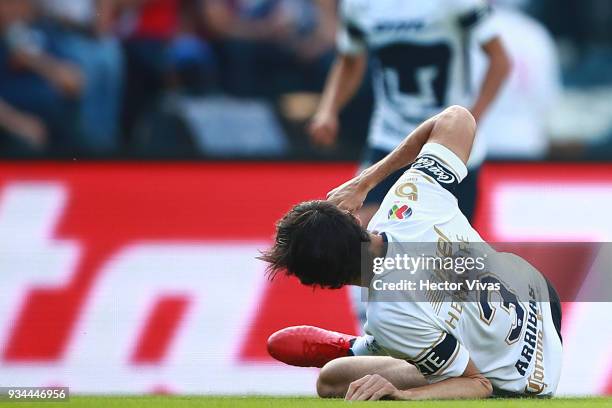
308, 110, 339, 149
326, 176, 369, 213
345, 374, 403, 401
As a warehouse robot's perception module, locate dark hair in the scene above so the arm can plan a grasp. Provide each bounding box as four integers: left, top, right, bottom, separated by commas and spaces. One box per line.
259, 200, 371, 289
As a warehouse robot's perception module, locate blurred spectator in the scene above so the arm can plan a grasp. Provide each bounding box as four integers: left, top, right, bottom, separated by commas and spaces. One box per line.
0, 0, 605, 161
117, 0, 215, 145
0, 0, 83, 154
472, 0, 561, 159
116, 0, 181, 143
0, 98, 46, 152
532, 0, 612, 49
202, 0, 336, 96
39, 0, 124, 153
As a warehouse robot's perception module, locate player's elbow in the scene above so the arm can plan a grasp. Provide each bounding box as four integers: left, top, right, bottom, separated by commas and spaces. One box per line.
442, 105, 476, 135
316, 378, 340, 399
443, 105, 475, 126
429, 105, 476, 163
316, 377, 342, 399
473, 375, 494, 398
316, 361, 346, 398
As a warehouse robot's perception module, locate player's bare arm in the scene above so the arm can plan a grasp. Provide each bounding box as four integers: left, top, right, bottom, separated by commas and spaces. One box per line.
327, 105, 476, 212
309, 53, 367, 148
345, 359, 492, 401
471, 36, 512, 123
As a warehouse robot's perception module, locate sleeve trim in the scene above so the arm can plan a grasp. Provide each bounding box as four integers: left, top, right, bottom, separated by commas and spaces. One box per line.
419, 143, 468, 183
411, 332, 465, 377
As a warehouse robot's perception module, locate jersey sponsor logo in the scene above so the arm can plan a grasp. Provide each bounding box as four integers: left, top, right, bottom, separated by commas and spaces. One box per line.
411, 332, 460, 376
388, 204, 412, 220
525, 329, 546, 395
514, 286, 543, 380
410, 155, 457, 186
395, 182, 418, 201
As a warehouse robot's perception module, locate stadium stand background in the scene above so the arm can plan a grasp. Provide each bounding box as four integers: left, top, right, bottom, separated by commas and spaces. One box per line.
0, 0, 610, 161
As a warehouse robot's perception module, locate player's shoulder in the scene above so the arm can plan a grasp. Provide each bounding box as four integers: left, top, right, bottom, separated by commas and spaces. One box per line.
367, 169, 461, 240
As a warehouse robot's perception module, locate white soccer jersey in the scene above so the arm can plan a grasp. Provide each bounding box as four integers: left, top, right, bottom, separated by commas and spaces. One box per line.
364, 143, 562, 396
338, 0, 497, 165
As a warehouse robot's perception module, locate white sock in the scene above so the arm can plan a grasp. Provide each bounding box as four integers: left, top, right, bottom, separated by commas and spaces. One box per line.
350, 334, 383, 356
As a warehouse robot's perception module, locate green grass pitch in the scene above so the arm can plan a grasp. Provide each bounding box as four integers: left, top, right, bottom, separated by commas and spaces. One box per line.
2, 397, 611, 408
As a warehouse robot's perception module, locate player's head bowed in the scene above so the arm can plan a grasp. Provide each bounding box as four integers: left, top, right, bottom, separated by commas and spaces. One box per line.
259, 200, 370, 289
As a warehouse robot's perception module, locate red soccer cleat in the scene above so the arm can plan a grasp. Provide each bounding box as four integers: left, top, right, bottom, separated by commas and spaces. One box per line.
267, 325, 355, 368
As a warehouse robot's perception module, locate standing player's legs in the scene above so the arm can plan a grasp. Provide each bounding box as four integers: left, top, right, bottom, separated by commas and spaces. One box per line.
317, 356, 427, 398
